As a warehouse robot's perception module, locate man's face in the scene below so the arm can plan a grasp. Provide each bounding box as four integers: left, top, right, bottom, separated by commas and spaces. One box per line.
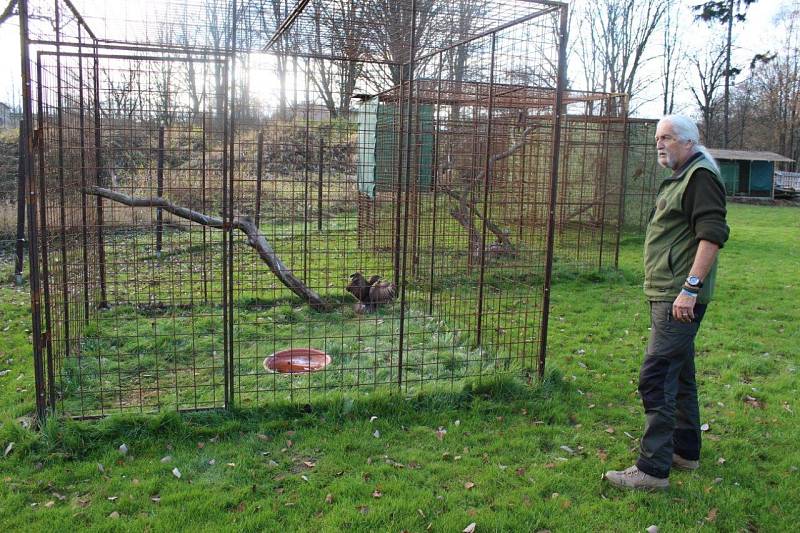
655, 121, 694, 170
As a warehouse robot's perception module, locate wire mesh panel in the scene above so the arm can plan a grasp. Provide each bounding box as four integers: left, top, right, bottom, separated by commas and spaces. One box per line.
33, 38, 230, 415
19, 0, 630, 418
623, 119, 662, 233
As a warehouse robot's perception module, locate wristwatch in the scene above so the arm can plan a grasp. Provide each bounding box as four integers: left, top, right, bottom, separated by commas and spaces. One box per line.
685, 275, 703, 288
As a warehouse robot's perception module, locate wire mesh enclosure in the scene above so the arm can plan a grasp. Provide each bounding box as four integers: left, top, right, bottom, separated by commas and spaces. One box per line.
19, 0, 632, 419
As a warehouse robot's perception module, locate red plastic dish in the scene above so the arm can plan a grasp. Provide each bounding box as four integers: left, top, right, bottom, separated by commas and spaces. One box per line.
263, 348, 331, 374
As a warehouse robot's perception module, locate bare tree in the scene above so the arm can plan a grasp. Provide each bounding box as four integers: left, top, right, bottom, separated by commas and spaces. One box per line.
367, 0, 443, 86
693, 0, 758, 147
577, 0, 667, 115
177, 6, 205, 122
661, 6, 683, 115
689, 41, 727, 145
443, 0, 486, 119
253, 0, 293, 120
0, 0, 17, 26
103, 64, 142, 120
307, 0, 366, 118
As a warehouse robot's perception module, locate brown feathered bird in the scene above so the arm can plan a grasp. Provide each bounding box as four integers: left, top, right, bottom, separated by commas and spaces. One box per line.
346, 272, 397, 313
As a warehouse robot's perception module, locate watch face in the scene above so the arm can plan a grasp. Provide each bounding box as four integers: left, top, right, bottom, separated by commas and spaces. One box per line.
687, 276, 701, 286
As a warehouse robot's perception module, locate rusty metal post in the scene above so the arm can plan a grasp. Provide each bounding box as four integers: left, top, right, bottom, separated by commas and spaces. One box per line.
317, 138, 323, 232
614, 96, 631, 269
397, 0, 418, 388
19, 0, 47, 421
538, 5, 569, 379
55, 1, 71, 360
201, 111, 208, 303
78, 26, 90, 325
596, 116, 611, 269
35, 53, 56, 413
255, 130, 264, 227
92, 42, 108, 308
224, 0, 238, 408
14, 121, 26, 286
475, 33, 497, 348
392, 67, 406, 284
156, 125, 165, 256
303, 72, 310, 281
427, 52, 444, 315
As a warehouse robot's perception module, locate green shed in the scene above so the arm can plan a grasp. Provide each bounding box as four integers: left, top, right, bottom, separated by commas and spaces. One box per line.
356, 98, 434, 198
707, 149, 793, 198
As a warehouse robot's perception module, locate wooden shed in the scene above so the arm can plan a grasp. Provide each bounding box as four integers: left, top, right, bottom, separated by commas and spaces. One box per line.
707, 149, 794, 198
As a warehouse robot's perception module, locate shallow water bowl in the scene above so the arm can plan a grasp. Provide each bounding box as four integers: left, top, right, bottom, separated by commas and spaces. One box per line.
263, 348, 331, 374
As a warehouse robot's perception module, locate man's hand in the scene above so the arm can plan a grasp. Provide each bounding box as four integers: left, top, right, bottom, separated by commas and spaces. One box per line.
672, 291, 697, 323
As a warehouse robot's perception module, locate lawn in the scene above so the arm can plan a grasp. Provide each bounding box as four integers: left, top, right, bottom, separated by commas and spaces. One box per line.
0, 203, 798, 531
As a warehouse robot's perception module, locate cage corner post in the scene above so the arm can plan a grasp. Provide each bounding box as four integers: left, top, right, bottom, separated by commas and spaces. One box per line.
537, 3, 569, 381
397, 0, 420, 390
19, 0, 48, 422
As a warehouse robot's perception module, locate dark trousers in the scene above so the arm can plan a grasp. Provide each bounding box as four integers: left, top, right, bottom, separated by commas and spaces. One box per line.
636, 301, 707, 479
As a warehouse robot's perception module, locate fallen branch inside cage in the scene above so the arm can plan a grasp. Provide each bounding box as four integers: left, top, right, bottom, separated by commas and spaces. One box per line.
440, 125, 538, 258
85, 186, 328, 310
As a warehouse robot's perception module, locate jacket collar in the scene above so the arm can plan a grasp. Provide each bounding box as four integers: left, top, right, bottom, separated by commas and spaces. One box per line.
666, 151, 704, 181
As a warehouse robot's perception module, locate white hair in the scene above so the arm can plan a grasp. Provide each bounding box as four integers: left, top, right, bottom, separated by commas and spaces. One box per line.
658, 114, 720, 174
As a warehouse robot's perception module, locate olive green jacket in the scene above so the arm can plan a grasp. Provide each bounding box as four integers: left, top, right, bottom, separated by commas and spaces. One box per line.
643, 156, 725, 304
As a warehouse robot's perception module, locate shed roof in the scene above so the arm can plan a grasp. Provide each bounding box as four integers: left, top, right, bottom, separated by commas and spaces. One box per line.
707, 149, 793, 162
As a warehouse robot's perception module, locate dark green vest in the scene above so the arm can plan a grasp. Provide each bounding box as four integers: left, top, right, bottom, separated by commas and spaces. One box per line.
643, 156, 722, 304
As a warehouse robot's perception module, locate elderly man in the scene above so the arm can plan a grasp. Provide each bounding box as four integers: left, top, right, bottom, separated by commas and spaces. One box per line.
604, 115, 730, 491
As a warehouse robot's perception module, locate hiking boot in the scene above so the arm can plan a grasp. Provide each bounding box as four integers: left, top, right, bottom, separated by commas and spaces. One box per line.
672, 453, 699, 471
603, 465, 669, 492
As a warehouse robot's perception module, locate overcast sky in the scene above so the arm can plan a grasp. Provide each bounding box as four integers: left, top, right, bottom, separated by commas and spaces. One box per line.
0, 0, 792, 119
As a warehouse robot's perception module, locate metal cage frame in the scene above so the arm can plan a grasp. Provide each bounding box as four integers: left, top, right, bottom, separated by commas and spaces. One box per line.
17, 0, 632, 420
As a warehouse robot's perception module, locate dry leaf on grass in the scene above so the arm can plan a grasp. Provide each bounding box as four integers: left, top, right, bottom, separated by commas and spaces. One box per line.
464, 481, 475, 490
706, 508, 718, 522
436, 427, 447, 441
325, 493, 334, 504
463, 522, 477, 533
372, 489, 382, 498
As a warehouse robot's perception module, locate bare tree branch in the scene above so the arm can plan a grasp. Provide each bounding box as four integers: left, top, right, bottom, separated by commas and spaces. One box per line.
0, 1, 17, 27
85, 186, 328, 310
441, 125, 538, 256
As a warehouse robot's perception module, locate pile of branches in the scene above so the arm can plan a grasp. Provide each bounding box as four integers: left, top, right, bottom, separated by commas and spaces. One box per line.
262, 127, 354, 175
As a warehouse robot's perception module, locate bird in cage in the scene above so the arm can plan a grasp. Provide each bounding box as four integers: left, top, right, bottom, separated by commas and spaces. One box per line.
346, 272, 397, 314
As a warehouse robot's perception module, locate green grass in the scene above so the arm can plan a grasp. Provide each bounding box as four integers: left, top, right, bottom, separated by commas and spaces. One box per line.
1, 203, 798, 531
